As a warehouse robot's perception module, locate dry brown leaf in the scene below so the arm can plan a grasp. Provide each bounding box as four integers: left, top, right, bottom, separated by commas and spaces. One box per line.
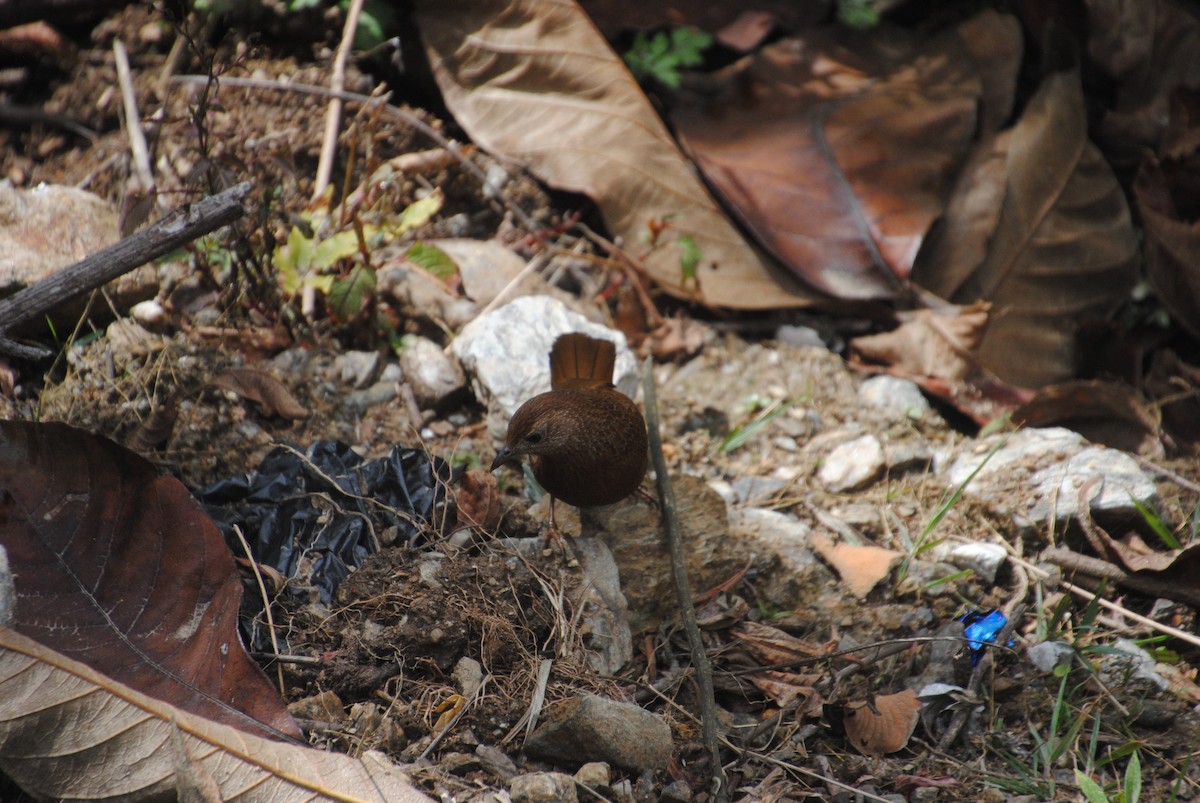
733, 621, 826, 664
746, 671, 823, 711
673, 13, 1020, 299
1135, 154, 1200, 341
0, 420, 299, 741
1087, 0, 1200, 170
840, 688, 921, 756
809, 533, 900, 599
210, 368, 310, 420
455, 468, 501, 531
0, 628, 432, 802
850, 302, 990, 381
913, 65, 1139, 387
414, 0, 817, 309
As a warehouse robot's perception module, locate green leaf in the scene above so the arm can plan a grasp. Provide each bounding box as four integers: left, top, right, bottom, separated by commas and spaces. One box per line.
388, 190, 444, 237
1074, 771, 1110, 803
719, 400, 793, 454
1124, 751, 1141, 803
275, 227, 314, 294
623, 27, 712, 89
406, 242, 459, 282
313, 229, 363, 271
328, 264, 377, 321
1129, 497, 1180, 549
678, 235, 701, 281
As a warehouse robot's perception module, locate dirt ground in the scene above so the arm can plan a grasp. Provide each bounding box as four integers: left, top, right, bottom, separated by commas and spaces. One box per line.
6, 5, 1200, 801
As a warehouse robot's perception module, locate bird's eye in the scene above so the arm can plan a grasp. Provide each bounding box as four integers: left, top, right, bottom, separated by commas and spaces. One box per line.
525, 431, 544, 445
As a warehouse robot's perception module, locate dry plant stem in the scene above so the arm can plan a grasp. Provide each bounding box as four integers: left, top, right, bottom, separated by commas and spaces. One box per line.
312, 0, 364, 202
0, 181, 251, 360
230, 524, 285, 696
1011, 553, 1200, 650
1133, 454, 1200, 495
1041, 546, 1200, 609
640, 680, 895, 803
641, 357, 727, 802
935, 603, 1026, 752
171, 75, 545, 235
113, 38, 155, 192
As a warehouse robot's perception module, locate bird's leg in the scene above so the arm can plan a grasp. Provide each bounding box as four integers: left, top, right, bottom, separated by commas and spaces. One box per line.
634, 483, 659, 509
542, 495, 566, 545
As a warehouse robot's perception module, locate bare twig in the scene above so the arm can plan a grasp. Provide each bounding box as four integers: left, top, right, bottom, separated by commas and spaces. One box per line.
113, 38, 155, 192
312, 0, 364, 201
641, 357, 727, 802
0, 181, 251, 359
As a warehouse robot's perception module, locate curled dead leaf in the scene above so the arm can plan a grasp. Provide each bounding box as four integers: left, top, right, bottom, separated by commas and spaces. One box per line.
839, 688, 921, 756
850, 302, 990, 381
210, 368, 310, 420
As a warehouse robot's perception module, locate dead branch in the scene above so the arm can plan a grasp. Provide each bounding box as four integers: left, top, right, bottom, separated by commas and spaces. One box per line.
0, 181, 251, 360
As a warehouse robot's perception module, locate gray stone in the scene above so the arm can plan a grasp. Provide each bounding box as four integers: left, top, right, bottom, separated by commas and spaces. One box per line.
333, 349, 384, 389
818, 434, 885, 492
730, 474, 790, 505
1027, 640, 1073, 673
858, 375, 931, 419
525, 694, 673, 772
569, 538, 632, 675
451, 296, 638, 433
398, 335, 466, 408
434, 237, 546, 307
775, 324, 827, 348
573, 761, 611, 792
939, 427, 1158, 527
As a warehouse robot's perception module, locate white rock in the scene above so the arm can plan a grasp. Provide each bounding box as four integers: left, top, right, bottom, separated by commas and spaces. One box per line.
399, 335, 465, 408
946, 542, 1008, 584
452, 296, 637, 433
858, 374, 932, 419
939, 427, 1158, 527
818, 434, 885, 492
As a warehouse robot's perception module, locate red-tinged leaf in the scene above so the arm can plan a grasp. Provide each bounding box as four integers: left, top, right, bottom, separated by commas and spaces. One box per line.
0, 420, 300, 741
672, 12, 1021, 300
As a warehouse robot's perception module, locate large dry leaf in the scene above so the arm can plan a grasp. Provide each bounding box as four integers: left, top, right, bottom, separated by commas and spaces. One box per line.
671, 12, 1020, 300
912, 66, 1138, 387
0, 419, 299, 741
1086, 0, 1200, 171
414, 0, 817, 309
1136, 154, 1200, 341
0, 627, 431, 802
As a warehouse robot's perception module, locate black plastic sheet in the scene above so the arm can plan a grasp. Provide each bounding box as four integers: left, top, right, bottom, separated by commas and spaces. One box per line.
199, 440, 450, 610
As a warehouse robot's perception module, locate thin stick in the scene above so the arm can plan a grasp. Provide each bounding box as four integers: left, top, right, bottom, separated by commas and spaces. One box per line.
1011, 553, 1200, 650
113, 38, 155, 192
313, 0, 364, 201
230, 524, 285, 695
0, 182, 251, 358
641, 357, 727, 802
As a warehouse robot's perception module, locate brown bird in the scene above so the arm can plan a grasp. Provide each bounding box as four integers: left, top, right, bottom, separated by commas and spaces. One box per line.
491, 332, 648, 534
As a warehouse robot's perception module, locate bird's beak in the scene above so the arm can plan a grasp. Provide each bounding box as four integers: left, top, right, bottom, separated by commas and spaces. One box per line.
491, 445, 516, 472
